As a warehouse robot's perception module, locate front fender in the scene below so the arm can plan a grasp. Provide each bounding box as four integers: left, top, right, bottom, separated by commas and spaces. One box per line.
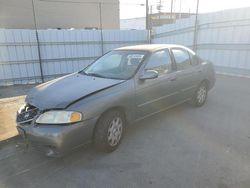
66, 80, 136, 123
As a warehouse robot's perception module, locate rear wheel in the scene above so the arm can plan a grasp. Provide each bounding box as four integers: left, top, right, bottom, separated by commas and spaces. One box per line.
94, 110, 125, 152
190, 82, 208, 107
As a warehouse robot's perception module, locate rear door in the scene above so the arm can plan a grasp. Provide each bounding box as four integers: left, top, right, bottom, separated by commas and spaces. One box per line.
171, 47, 203, 100
135, 49, 179, 120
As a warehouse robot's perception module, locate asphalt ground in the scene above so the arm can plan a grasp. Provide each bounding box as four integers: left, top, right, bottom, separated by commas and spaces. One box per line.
0, 75, 250, 188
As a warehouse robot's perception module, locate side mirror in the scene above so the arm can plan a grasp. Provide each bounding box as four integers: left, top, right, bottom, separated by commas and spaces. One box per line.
139, 70, 158, 80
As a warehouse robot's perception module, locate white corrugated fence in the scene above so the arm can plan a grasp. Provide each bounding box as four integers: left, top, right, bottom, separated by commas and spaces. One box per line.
152, 7, 250, 77
0, 29, 149, 85
1, 7, 250, 86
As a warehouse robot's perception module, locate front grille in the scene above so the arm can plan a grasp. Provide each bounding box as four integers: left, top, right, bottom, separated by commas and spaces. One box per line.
16, 104, 39, 124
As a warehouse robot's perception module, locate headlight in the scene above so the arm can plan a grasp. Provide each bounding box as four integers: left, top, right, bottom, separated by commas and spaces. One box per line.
36, 110, 82, 124
18, 103, 27, 114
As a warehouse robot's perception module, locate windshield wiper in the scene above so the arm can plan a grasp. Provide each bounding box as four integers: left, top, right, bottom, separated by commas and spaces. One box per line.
80, 70, 125, 80
82, 72, 107, 78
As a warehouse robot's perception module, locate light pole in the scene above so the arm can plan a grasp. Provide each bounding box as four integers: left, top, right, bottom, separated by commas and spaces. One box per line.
145, 0, 149, 30
98, 3, 104, 55
31, 0, 44, 83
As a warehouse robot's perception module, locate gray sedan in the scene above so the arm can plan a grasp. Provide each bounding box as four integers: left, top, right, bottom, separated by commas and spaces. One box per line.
16, 44, 215, 156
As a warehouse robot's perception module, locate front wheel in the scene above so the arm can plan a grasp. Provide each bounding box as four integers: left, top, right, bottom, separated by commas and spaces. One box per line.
94, 110, 125, 152
190, 82, 208, 107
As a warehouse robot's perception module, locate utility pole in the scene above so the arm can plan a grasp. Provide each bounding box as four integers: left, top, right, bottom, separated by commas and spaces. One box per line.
145, 0, 149, 30
31, 0, 44, 83
178, 0, 182, 19
99, 3, 104, 55
170, 0, 173, 23
193, 0, 200, 51
158, 0, 161, 20
150, 5, 153, 29
173, 0, 176, 23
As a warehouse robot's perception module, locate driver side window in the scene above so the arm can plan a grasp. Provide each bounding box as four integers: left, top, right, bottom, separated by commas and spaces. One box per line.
145, 50, 172, 75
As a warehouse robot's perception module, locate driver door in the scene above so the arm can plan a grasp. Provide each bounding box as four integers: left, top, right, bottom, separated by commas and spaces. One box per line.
135, 49, 179, 120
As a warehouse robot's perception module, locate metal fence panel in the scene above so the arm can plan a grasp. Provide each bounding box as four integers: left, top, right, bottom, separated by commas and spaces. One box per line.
0, 29, 149, 85
152, 7, 250, 77
2, 7, 250, 86
0, 29, 41, 85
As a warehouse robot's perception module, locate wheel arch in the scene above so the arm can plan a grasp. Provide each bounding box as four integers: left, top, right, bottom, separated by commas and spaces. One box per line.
101, 106, 127, 121
201, 79, 210, 89
92, 106, 128, 140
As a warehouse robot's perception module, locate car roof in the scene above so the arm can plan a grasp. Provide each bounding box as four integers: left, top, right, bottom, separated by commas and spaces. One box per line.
114, 44, 189, 52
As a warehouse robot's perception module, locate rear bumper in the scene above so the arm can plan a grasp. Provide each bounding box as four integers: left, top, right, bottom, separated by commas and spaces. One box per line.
16, 117, 97, 156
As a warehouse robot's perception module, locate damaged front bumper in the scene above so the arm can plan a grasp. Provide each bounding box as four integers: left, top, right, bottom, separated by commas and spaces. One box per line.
16, 117, 97, 157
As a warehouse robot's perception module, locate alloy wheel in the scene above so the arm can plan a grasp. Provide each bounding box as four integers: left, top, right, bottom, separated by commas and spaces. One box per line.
197, 85, 207, 104
107, 117, 123, 146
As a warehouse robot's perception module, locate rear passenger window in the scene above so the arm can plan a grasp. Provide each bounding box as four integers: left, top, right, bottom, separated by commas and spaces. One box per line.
145, 50, 172, 75
172, 49, 192, 70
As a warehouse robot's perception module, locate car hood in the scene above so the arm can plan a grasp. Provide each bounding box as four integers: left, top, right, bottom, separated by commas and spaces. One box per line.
26, 73, 125, 110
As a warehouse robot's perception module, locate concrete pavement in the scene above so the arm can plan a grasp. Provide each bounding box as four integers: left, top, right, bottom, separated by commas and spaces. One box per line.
0, 75, 250, 188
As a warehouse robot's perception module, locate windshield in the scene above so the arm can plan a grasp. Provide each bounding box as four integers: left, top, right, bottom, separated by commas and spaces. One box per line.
82, 50, 147, 80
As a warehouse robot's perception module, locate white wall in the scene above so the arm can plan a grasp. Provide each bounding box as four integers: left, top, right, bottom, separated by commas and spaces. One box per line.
120, 17, 146, 30
0, 0, 120, 29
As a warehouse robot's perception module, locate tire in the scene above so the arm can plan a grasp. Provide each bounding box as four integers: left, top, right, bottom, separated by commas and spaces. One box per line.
94, 110, 125, 152
190, 82, 208, 107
